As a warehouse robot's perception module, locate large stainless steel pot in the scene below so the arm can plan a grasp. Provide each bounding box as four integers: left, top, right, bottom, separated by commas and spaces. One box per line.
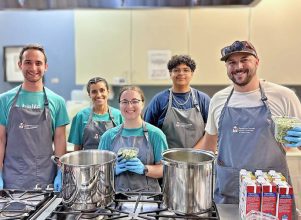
162, 148, 215, 214
52, 150, 116, 211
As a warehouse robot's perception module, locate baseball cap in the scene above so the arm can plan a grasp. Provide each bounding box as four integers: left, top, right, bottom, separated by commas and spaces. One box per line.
220, 40, 258, 61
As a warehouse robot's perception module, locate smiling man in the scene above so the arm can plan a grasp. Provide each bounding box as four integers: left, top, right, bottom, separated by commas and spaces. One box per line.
0, 44, 69, 191
196, 41, 301, 217
144, 55, 210, 149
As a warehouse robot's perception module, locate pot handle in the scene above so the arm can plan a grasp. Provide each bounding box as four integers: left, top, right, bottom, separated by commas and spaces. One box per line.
51, 155, 61, 167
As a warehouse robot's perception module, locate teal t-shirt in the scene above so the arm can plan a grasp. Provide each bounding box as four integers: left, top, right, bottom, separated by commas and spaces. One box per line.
0, 86, 70, 133
99, 122, 168, 163
68, 106, 123, 146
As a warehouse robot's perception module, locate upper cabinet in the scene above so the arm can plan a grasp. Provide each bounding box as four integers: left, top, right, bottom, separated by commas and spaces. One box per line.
131, 9, 189, 85
250, 0, 301, 84
75, 10, 131, 85
74, 1, 301, 86
74, 8, 250, 86
189, 8, 249, 85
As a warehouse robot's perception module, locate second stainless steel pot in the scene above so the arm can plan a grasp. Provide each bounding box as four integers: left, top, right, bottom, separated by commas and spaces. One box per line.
53, 150, 116, 210
162, 148, 215, 214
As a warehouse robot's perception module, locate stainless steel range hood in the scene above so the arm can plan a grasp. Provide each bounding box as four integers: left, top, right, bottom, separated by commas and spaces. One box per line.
0, 0, 260, 10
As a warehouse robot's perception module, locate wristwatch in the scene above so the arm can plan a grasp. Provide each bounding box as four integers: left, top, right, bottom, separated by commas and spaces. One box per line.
143, 165, 149, 175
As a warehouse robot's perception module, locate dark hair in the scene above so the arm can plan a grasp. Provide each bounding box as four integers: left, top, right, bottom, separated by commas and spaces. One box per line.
118, 85, 145, 102
167, 55, 196, 72
86, 77, 109, 93
19, 44, 47, 63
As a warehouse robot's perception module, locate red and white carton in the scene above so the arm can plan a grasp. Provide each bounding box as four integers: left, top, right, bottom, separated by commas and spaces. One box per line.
269, 170, 286, 182
255, 170, 273, 182
274, 180, 294, 220
257, 177, 277, 216
239, 178, 261, 219
240, 169, 257, 218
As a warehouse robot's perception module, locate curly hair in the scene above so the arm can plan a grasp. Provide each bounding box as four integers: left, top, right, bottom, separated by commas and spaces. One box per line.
167, 55, 196, 72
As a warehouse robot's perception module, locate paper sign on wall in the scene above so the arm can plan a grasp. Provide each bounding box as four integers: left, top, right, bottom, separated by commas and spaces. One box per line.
148, 50, 171, 80
4, 46, 24, 82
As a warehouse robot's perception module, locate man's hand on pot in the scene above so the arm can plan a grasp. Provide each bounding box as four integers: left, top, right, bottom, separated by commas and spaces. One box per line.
0, 171, 3, 190
54, 169, 62, 192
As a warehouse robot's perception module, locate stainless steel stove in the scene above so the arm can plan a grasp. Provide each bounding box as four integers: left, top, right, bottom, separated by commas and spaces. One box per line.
0, 190, 220, 220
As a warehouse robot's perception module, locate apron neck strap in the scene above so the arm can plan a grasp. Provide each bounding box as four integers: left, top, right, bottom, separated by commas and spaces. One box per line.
88, 107, 117, 127
12, 85, 23, 107
142, 121, 149, 142
108, 107, 116, 127
191, 88, 200, 112
43, 87, 49, 106
12, 85, 48, 107
225, 82, 268, 107
118, 121, 149, 142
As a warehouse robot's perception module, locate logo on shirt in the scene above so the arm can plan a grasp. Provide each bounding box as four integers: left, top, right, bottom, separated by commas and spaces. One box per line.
21, 104, 41, 109
232, 125, 255, 134
94, 134, 99, 139
19, 122, 39, 130
176, 122, 192, 128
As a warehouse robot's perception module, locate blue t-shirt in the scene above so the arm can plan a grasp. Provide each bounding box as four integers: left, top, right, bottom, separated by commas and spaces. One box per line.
144, 88, 210, 129
98, 122, 168, 163
0, 86, 70, 133
68, 106, 123, 145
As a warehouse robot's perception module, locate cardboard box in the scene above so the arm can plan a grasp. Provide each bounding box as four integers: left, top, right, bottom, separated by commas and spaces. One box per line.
257, 178, 277, 216
240, 178, 261, 219
275, 181, 294, 220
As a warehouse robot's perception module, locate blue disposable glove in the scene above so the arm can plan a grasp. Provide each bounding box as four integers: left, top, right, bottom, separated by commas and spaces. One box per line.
54, 169, 62, 192
125, 157, 145, 175
0, 171, 3, 190
115, 154, 127, 175
284, 126, 301, 147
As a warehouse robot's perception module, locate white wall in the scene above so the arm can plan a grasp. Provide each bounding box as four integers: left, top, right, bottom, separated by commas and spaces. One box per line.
74, 0, 301, 85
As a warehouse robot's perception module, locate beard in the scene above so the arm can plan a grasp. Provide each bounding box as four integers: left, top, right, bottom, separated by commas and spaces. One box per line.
228, 69, 254, 87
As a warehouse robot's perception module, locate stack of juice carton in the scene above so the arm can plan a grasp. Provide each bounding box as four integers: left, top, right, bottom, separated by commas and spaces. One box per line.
239, 169, 294, 220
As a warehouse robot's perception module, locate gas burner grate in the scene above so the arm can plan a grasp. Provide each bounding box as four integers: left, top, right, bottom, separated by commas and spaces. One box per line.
111, 192, 219, 220
45, 203, 123, 219
0, 189, 53, 220
144, 205, 220, 219
44, 191, 220, 220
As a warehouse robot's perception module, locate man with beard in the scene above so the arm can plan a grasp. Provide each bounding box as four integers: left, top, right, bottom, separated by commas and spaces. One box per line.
0, 44, 69, 191
195, 41, 301, 211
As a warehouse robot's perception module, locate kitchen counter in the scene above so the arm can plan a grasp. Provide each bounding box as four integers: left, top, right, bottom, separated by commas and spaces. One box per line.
216, 204, 239, 220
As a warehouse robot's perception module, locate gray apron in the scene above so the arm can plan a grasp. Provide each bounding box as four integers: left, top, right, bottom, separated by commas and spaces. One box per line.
3, 86, 56, 190
111, 122, 160, 192
82, 108, 116, 150
162, 88, 205, 148
215, 84, 293, 205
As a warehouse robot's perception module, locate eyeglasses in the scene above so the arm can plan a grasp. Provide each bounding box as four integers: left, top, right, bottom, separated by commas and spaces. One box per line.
221, 41, 257, 61
172, 68, 191, 74
119, 99, 142, 106
221, 41, 245, 57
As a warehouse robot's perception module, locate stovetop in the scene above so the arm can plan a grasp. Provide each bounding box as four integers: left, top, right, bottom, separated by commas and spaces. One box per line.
0, 188, 54, 220
0, 190, 220, 220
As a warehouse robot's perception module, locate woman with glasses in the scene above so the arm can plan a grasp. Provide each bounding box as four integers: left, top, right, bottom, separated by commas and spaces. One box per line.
98, 85, 168, 192
68, 77, 123, 150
